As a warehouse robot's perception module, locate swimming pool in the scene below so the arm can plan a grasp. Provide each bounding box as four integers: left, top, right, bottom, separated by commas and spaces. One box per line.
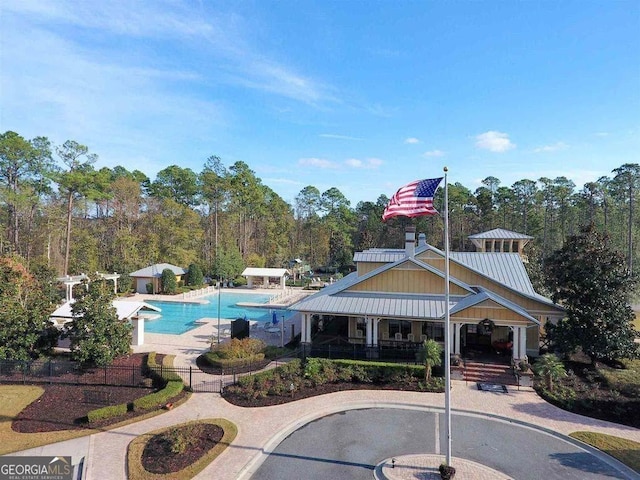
144, 292, 292, 335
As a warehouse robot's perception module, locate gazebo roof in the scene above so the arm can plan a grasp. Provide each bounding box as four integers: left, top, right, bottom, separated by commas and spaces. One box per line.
242, 267, 288, 277
50, 300, 160, 321
129, 264, 186, 278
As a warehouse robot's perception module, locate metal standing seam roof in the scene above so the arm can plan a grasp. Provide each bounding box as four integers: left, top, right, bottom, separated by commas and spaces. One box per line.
449, 252, 536, 295
450, 289, 539, 324
291, 291, 454, 319
50, 300, 161, 320
129, 263, 186, 277
354, 244, 536, 296
353, 250, 405, 263
468, 228, 534, 240
241, 267, 288, 277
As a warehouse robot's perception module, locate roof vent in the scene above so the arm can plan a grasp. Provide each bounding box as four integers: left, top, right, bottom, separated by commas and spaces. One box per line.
418, 233, 427, 247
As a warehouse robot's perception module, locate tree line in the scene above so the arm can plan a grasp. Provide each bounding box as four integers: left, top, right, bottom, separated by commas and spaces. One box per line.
1, 130, 639, 291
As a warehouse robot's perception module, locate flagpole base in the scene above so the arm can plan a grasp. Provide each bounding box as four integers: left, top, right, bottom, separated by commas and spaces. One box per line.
374, 454, 513, 480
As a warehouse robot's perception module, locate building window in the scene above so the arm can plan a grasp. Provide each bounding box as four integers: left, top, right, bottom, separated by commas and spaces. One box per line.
512, 241, 519, 253
356, 318, 366, 337
484, 240, 492, 252
388, 320, 411, 338
422, 322, 444, 341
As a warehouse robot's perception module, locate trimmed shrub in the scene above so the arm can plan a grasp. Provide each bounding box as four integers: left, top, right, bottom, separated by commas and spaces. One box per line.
263, 345, 291, 359
209, 338, 266, 359
133, 380, 184, 410
161, 269, 177, 294
186, 264, 204, 287
87, 403, 129, 423
146, 352, 182, 382
204, 352, 265, 370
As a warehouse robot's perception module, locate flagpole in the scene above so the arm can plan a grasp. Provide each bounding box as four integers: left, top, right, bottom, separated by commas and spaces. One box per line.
443, 166, 452, 466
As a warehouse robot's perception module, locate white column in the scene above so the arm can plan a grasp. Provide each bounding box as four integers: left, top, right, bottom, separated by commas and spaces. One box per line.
131, 317, 144, 346
373, 318, 379, 346
366, 317, 373, 345
449, 323, 455, 352
301, 314, 308, 343
511, 326, 519, 361
454, 323, 462, 355
519, 325, 527, 359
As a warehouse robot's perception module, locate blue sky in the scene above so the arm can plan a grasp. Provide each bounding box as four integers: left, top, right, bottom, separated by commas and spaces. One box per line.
2, 1, 638, 206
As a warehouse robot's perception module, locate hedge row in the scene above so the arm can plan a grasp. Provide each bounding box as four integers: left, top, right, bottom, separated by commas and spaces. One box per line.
204, 352, 265, 370
331, 359, 425, 378
86, 403, 129, 423
86, 352, 184, 424
132, 380, 184, 410
147, 352, 182, 382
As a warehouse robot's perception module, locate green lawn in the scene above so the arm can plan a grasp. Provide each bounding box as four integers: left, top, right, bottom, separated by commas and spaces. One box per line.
0, 386, 94, 455
570, 431, 640, 472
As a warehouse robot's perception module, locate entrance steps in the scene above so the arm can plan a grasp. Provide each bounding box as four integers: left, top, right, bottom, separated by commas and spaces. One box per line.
460, 360, 516, 385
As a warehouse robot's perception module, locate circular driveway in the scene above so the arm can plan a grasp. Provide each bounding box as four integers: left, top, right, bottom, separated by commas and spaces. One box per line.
251, 408, 634, 480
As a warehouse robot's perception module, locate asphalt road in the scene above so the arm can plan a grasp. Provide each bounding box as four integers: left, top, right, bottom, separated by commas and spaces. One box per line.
252, 408, 632, 480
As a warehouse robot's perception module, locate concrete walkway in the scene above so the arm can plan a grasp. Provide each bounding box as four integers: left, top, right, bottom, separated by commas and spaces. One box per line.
9, 288, 640, 479
14, 382, 637, 480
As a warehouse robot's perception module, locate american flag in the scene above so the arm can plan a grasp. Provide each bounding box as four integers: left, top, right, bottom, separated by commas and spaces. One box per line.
382, 177, 443, 221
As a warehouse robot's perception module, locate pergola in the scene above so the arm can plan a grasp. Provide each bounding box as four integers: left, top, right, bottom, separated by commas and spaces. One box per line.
241, 267, 288, 289
56, 272, 121, 301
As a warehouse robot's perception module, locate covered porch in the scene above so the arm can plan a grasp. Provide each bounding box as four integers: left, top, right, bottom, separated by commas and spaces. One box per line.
299, 313, 537, 363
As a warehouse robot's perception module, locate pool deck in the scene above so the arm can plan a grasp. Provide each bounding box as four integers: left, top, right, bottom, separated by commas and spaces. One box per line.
123, 287, 313, 370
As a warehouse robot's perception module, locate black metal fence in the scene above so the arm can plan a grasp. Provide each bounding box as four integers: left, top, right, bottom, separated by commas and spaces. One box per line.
0, 356, 297, 393
0, 359, 148, 387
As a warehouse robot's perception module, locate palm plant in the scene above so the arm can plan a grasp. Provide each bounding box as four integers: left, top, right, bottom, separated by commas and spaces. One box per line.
532, 353, 566, 391
420, 339, 443, 382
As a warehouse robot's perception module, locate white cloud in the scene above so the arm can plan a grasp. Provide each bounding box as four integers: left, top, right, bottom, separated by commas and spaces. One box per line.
475, 131, 516, 152
533, 142, 568, 153
263, 177, 303, 186
345, 158, 362, 168
4, 1, 337, 108
595, 132, 610, 137
423, 149, 445, 158
320, 133, 362, 141
345, 158, 383, 169
404, 137, 421, 144
298, 158, 338, 169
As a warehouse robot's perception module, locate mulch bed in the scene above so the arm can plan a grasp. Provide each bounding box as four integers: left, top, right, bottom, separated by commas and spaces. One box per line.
141, 423, 223, 474
535, 360, 640, 429
11, 353, 186, 433
222, 380, 435, 407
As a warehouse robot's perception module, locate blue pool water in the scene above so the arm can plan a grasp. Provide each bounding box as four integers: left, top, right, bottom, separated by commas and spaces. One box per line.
144, 292, 292, 335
